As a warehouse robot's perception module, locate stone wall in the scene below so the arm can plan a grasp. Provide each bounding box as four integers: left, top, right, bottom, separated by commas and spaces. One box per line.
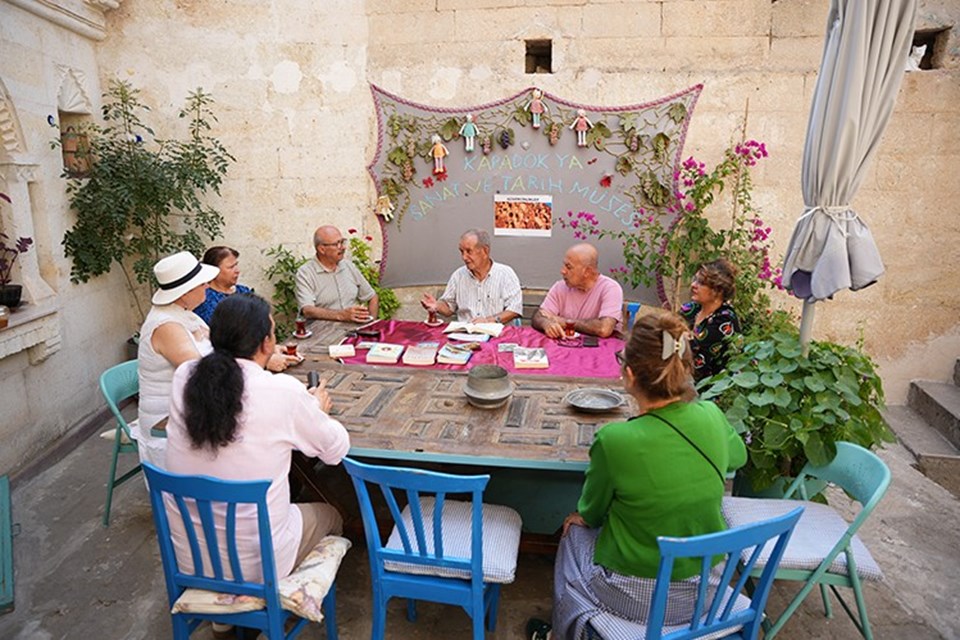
1, 0, 957, 471
0, 0, 137, 475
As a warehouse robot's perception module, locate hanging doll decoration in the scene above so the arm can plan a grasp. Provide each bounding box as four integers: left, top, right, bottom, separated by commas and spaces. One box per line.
570, 109, 594, 147
430, 134, 449, 174
458, 114, 479, 153
526, 89, 547, 129
374, 194, 395, 222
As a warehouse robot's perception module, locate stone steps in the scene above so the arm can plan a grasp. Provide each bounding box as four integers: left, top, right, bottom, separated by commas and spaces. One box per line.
885, 359, 960, 498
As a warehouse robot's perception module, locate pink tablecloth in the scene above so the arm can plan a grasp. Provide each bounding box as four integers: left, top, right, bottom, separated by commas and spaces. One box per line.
338, 319, 624, 379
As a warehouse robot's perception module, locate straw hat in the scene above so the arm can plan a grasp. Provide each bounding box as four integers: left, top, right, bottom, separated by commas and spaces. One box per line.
151, 251, 219, 306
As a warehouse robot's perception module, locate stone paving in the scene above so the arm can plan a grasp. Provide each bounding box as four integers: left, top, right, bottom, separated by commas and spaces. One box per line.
0, 421, 957, 639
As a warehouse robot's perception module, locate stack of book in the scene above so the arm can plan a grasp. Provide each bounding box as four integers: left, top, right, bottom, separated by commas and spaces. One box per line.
365, 343, 405, 364
402, 342, 439, 366
443, 322, 504, 343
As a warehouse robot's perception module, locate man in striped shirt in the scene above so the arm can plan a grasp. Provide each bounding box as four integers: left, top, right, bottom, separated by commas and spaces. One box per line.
421, 228, 523, 324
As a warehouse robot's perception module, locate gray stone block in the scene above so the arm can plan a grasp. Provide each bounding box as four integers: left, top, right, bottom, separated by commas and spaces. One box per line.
907, 380, 960, 450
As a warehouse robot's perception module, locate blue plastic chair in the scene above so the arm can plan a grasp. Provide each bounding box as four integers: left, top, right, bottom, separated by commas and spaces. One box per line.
142, 463, 338, 640
722, 442, 891, 639
586, 506, 803, 640
342, 457, 522, 640
99, 360, 142, 527
625, 302, 641, 330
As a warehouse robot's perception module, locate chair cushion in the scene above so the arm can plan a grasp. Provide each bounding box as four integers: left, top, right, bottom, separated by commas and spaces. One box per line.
589, 587, 751, 640
722, 497, 883, 581
170, 535, 351, 622
384, 498, 522, 584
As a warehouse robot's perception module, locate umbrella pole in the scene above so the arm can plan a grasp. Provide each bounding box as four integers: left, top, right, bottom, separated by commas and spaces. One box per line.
799, 299, 816, 357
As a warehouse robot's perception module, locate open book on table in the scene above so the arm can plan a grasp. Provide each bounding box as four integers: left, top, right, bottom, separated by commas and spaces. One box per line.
442, 322, 504, 338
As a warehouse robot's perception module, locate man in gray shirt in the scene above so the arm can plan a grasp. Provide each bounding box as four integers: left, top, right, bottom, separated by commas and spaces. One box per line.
295, 225, 379, 322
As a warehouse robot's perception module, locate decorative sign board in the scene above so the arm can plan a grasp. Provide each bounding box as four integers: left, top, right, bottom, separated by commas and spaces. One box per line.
368, 85, 702, 302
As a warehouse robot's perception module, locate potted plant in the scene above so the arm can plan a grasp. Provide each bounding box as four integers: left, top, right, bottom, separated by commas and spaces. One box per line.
0, 232, 33, 308
57, 79, 233, 322
698, 329, 894, 495
345, 229, 400, 320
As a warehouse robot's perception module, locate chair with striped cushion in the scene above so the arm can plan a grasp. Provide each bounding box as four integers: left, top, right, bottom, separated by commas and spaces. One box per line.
586, 506, 803, 640
721, 442, 891, 639
342, 457, 522, 640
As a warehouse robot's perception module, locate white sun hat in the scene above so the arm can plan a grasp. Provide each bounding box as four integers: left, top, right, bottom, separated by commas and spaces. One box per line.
151, 251, 219, 306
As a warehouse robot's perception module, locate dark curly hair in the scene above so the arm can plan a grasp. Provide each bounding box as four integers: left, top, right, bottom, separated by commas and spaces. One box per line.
696, 258, 738, 301
183, 293, 273, 451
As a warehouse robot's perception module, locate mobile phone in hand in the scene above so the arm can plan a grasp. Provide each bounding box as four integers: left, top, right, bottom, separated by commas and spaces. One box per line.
582, 335, 599, 347
307, 371, 320, 389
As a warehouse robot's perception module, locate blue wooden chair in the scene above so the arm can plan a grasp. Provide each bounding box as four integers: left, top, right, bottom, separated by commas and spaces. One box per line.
342, 457, 522, 640
625, 302, 641, 330
143, 463, 340, 640
585, 506, 803, 640
99, 360, 142, 527
722, 442, 891, 639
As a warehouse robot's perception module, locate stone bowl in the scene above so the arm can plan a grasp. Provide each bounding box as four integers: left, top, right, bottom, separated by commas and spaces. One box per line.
464, 365, 514, 409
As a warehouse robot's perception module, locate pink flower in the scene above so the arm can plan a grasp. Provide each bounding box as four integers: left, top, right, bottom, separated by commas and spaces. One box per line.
348, 228, 357, 234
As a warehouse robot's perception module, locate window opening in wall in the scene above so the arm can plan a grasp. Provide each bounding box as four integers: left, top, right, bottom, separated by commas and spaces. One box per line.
58, 112, 92, 178
911, 28, 950, 70
525, 40, 553, 74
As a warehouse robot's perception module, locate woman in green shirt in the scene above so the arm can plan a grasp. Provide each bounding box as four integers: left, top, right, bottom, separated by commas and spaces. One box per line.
529, 312, 747, 640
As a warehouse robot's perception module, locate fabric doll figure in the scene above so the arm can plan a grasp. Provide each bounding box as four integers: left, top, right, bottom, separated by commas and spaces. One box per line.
459, 114, 479, 153
570, 109, 593, 147
430, 134, 449, 175
526, 89, 547, 129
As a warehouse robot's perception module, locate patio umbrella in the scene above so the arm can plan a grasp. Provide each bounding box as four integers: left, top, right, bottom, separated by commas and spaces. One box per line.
781, 0, 917, 351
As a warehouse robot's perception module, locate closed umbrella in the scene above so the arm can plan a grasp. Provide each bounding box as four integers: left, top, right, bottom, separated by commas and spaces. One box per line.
781, 0, 917, 351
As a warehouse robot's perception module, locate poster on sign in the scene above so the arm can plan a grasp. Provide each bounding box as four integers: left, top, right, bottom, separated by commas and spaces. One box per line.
493, 194, 553, 237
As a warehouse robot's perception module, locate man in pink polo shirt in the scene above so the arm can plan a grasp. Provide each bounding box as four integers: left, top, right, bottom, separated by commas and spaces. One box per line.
533, 243, 624, 339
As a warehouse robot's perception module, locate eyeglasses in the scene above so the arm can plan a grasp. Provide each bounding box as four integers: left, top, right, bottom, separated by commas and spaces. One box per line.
319, 239, 346, 247
614, 349, 625, 366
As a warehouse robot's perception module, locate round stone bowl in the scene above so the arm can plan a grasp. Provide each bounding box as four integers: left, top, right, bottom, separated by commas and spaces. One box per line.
464, 365, 514, 408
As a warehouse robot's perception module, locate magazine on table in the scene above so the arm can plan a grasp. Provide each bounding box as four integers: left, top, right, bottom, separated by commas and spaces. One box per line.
402, 342, 439, 366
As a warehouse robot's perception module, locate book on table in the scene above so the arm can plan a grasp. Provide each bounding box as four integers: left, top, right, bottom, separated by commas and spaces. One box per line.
445, 332, 490, 343
366, 343, 405, 364
328, 344, 356, 359
436, 343, 474, 365
402, 342, 439, 366
443, 322, 504, 337
513, 346, 549, 369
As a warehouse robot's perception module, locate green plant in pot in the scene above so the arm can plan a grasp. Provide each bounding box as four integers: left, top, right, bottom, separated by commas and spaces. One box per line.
263, 244, 308, 341
57, 79, 233, 322
698, 330, 893, 495
0, 232, 33, 309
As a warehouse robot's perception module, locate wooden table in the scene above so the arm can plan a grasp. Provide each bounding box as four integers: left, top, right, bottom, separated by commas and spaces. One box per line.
289, 320, 635, 533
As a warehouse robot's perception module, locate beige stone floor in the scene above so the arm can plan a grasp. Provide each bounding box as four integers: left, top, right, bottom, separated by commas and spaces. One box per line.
0, 421, 957, 639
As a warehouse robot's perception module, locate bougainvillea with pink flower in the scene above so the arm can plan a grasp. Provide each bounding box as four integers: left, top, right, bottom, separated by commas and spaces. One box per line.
558, 138, 785, 333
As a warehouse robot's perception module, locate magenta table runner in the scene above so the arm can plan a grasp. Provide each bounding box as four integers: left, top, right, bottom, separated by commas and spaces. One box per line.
337, 320, 624, 379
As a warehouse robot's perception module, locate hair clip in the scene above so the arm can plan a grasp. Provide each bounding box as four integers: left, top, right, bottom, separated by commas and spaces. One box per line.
661, 331, 687, 360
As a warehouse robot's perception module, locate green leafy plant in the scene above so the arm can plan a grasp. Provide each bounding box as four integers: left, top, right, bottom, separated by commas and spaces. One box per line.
698, 331, 893, 493
56, 79, 234, 321
346, 230, 400, 320
0, 232, 32, 287
263, 245, 308, 341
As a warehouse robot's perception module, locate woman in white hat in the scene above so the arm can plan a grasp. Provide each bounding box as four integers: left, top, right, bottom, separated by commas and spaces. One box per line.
136, 251, 220, 469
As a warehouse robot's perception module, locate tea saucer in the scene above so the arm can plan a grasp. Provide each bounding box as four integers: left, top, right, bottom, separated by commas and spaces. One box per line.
424, 320, 444, 327
293, 330, 313, 339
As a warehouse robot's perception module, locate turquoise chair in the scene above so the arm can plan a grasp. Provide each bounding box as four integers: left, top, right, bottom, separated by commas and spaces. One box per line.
342, 457, 522, 640
625, 302, 641, 330
585, 506, 803, 640
722, 442, 891, 639
99, 360, 142, 527
143, 463, 340, 640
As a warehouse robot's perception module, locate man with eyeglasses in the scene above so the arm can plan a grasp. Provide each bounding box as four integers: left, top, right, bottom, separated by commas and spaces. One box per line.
295, 225, 379, 322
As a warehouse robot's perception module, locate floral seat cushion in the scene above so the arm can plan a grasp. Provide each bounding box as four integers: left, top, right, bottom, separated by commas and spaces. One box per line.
170, 535, 351, 622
